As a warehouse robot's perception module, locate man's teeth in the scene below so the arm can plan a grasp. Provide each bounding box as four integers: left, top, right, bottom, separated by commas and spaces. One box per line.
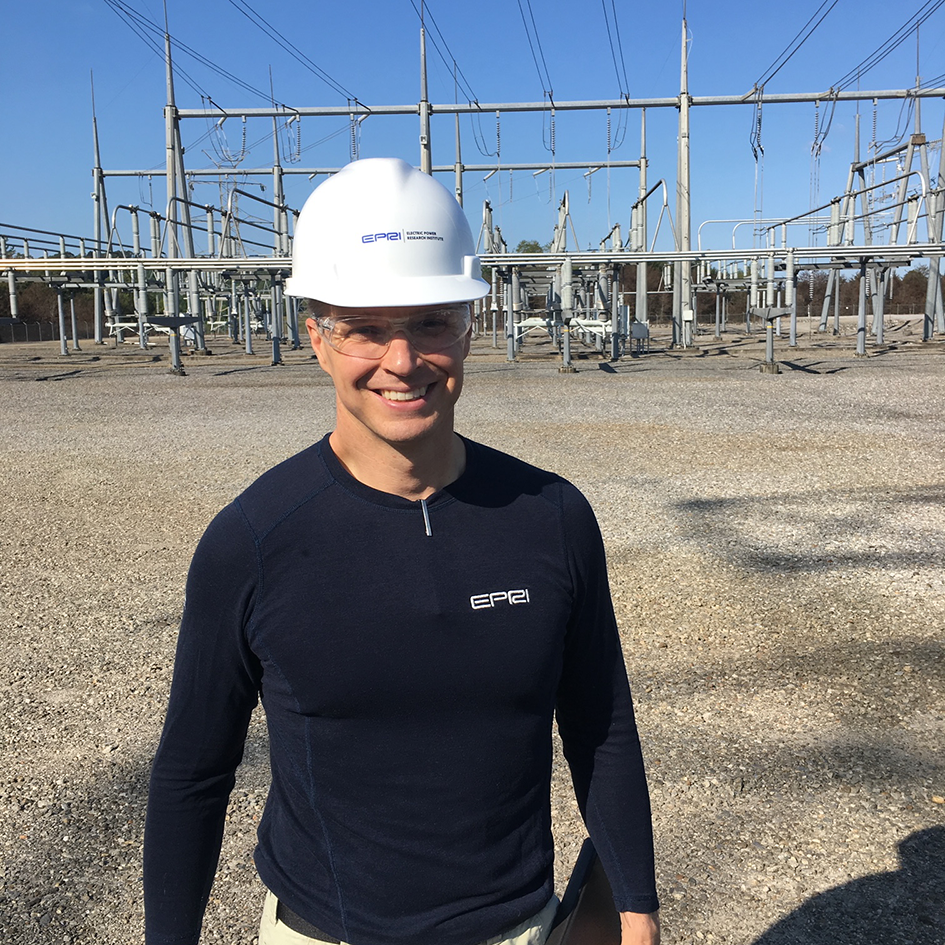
380, 385, 429, 402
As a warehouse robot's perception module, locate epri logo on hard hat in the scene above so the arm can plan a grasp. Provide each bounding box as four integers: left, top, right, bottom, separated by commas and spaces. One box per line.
361, 231, 404, 244
360, 230, 445, 244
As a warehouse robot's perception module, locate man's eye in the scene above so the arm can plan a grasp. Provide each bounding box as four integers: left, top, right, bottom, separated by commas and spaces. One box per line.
339, 321, 385, 340
412, 316, 451, 336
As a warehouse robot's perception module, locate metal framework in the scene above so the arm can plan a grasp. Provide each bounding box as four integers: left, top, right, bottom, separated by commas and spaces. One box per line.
2, 15, 943, 372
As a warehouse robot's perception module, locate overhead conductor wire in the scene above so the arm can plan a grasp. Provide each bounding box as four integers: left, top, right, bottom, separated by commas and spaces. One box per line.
516, 0, 556, 201
747, 0, 842, 244
600, 0, 631, 228
103, 0, 362, 171
405, 0, 496, 159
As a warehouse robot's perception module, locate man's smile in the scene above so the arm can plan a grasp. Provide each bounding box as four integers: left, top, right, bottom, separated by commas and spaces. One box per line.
377, 385, 431, 402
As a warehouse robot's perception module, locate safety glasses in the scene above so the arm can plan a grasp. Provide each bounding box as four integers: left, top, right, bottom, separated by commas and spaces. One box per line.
315, 306, 471, 359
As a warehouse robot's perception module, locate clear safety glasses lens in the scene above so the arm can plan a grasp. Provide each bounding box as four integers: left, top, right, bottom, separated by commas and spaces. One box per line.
318, 308, 471, 359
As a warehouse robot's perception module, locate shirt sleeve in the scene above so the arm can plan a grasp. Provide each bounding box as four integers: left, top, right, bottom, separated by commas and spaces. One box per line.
554, 485, 659, 915
143, 501, 263, 945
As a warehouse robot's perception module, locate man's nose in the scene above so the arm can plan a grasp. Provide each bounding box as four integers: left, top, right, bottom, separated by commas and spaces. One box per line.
380, 331, 424, 371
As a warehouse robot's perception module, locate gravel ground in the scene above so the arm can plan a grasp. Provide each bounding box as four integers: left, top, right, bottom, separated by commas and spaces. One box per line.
0, 323, 943, 944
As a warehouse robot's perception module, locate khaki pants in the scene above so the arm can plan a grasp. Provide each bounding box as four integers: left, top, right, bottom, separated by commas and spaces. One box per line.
258, 890, 559, 945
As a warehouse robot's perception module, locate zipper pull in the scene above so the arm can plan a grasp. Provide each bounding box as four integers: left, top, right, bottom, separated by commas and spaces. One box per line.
420, 497, 433, 537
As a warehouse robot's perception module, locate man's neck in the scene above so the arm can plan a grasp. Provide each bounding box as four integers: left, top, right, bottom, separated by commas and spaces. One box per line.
328, 429, 466, 501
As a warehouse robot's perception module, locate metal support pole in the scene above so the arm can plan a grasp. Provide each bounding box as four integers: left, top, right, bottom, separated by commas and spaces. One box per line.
817, 268, 833, 332
635, 111, 648, 330
786, 251, 797, 348
856, 259, 868, 357
230, 281, 240, 343
560, 319, 575, 373
163, 268, 185, 375
131, 211, 149, 349
150, 213, 161, 259
164, 24, 206, 353
419, 14, 432, 174
57, 289, 69, 357
674, 15, 692, 346
505, 277, 516, 362
930, 253, 944, 336
924, 205, 943, 339
610, 267, 620, 360
288, 296, 301, 349
760, 316, 781, 373
91, 126, 106, 346
454, 111, 464, 206
748, 258, 759, 333
559, 257, 576, 373
271, 279, 284, 366
766, 251, 776, 313
7, 272, 19, 324
875, 267, 886, 346
714, 287, 722, 339
491, 267, 499, 348
243, 285, 255, 356
167, 330, 184, 374
833, 272, 841, 335
69, 297, 80, 351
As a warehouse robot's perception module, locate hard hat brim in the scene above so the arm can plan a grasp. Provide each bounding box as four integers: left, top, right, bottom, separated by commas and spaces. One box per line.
285, 271, 490, 307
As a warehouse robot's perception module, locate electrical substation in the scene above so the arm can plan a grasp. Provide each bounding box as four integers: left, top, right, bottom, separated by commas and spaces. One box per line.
1, 9, 944, 374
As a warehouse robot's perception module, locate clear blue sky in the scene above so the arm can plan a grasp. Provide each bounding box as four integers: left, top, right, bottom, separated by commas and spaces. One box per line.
2, 1, 943, 256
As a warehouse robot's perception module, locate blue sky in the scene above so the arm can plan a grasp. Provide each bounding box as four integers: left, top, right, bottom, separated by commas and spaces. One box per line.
2, 1, 943, 256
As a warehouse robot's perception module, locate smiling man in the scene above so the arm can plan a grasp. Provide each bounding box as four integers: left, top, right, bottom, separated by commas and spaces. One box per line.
143, 158, 659, 945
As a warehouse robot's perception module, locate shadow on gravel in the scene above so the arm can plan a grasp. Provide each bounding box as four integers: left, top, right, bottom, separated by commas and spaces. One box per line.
777, 361, 850, 375
750, 826, 945, 945
0, 723, 271, 945
0, 757, 151, 945
212, 366, 272, 376
674, 484, 945, 575
35, 369, 84, 382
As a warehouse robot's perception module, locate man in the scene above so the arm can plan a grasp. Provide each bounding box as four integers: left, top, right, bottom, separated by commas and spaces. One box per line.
144, 158, 659, 945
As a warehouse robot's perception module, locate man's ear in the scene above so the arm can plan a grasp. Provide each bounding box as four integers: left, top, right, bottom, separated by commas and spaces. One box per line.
305, 317, 320, 352
305, 317, 332, 376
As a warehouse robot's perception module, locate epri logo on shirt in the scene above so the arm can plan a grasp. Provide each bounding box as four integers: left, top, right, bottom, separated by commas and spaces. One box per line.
469, 588, 531, 610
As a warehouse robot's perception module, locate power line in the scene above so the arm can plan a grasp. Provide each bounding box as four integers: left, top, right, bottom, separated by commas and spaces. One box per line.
600, 0, 630, 97
406, 1, 498, 158
102, 0, 206, 99
832, 0, 945, 91
103, 0, 284, 105
516, 0, 553, 98
222, 0, 361, 104
407, 0, 480, 105
754, 0, 840, 89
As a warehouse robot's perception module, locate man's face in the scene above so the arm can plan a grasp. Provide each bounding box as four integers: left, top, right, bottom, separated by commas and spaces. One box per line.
306, 302, 471, 452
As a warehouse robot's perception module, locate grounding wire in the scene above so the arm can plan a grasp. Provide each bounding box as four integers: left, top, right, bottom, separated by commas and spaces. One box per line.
222, 0, 361, 104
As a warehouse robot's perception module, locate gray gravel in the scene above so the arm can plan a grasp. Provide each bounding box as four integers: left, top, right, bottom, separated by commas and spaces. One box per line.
0, 324, 942, 944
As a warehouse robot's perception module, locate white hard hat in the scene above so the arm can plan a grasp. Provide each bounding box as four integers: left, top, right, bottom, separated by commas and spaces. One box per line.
285, 157, 490, 307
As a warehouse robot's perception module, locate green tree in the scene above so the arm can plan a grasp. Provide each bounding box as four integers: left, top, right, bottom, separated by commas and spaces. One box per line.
514, 239, 547, 254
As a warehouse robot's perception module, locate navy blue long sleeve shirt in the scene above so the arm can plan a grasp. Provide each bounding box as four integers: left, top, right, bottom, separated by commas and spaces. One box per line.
144, 435, 658, 945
